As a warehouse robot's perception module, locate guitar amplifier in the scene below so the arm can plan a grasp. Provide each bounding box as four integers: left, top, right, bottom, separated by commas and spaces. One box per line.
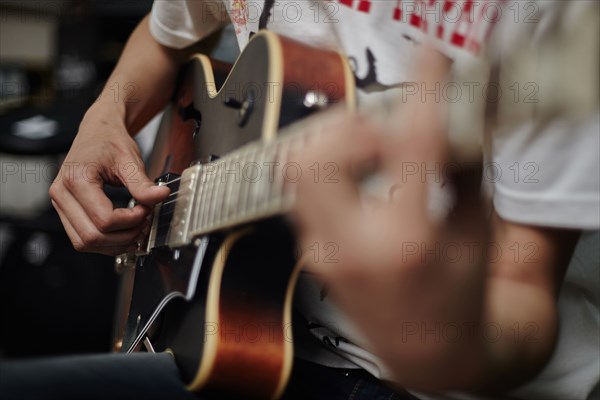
0, 211, 118, 358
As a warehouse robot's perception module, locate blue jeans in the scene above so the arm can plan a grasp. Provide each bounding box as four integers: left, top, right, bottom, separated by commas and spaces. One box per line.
0, 353, 418, 400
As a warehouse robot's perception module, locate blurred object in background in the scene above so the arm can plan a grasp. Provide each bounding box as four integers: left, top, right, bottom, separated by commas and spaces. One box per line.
0, 212, 118, 358
0, 65, 29, 110
0, 0, 153, 358
0, 0, 239, 359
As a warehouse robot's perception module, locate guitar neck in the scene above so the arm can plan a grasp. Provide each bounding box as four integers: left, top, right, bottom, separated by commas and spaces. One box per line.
154, 120, 315, 250
192, 134, 301, 235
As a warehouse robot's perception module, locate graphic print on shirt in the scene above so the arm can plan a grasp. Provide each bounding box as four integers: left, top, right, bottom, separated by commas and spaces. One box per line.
230, 0, 249, 34
247, 0, 276, 43
336, 0, 506, 56
254, 1, 406, 93
350, 48, 405, 93
252, 0, 505, 94
330, 0, 508, 93
259, 0, 275, 30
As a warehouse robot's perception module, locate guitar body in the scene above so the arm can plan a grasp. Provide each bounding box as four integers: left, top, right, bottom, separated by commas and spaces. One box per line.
113, 31, 355, 399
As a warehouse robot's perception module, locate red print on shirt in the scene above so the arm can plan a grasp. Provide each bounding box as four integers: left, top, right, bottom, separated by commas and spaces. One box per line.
230, 0, 249, 33
339, 0, 372, 13
337, 0, 506, 55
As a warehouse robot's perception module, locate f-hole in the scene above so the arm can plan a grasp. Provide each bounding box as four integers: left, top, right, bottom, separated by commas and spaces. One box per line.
179, 102, 202, 138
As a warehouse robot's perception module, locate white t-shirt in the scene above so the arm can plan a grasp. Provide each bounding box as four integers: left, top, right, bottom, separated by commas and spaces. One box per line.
149, 1, 600, 399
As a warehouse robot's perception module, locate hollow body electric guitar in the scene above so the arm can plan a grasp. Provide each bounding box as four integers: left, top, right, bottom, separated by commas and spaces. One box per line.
112, 31, 356, 399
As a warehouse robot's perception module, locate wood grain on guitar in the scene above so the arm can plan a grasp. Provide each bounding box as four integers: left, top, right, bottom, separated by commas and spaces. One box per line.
112, 31, 356, 399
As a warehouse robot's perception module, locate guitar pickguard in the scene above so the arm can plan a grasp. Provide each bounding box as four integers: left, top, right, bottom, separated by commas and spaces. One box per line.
121, 238, 209, 353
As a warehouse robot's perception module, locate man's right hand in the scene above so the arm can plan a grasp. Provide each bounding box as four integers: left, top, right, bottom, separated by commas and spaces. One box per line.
46, 13, 190, 256
49, 104, 170, 255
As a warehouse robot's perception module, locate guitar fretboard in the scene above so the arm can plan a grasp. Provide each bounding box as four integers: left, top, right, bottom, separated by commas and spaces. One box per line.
161, 118, 320, 249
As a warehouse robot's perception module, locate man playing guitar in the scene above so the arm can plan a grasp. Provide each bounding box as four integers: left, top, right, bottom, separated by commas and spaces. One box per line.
4, 1, 595, 399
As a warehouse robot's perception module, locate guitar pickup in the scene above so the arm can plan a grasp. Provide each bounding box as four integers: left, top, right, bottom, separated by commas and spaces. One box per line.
167, 165, 202, 248
146, 173, 181, 251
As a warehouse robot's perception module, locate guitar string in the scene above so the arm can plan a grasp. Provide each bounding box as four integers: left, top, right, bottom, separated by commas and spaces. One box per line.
156, 177, 182, 185
153, 194, 274, 223
150, 190, 289, 240
150, 104, 311, 195
157, 173, 280, 206
148, 135, 296, 229
155, 167, 288, 208
150, 141, 288, 198
145, 113, 331, 254
143, 84, 328, 251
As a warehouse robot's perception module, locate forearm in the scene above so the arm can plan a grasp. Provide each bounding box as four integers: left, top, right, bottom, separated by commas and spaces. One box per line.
91, 14, 190, 134
475, 277, 558, 390
383, 216, 578, 392
378, 266, 557, 392
470, 217, 580, 390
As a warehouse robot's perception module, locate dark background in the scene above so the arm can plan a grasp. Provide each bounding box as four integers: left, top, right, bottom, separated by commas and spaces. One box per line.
0, 0, 239, 359
0, 0, 163, 359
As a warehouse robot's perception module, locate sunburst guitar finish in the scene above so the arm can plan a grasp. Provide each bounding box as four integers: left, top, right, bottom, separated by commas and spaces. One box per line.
113, 31, 356, 399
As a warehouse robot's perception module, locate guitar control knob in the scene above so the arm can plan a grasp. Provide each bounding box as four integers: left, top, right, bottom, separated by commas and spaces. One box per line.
303, 91, 329, 110
237, 98, 254, 127
224, 97, 243, 108
225, 89, 255, 127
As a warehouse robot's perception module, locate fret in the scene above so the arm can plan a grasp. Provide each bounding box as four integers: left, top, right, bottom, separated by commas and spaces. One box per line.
209, 161, 226, 230
221, 158, 232, 223
281, 136, 303, 210
213, 161, 227, 227
271, 138, 291, 211
260, 143, 278, 211
226, 156, 242, 220
209, 161, 220, 229
208, 159, 223, 227
252, 147, 269, 215
194, 169, 207, 233
238, 146, 255, 222
192, 163, 214, 236
227, 149, 249, 227
219, 157, 232, 222
261, 145, 278, 212
215, 160, 228, 227
197, 167, 206, 231
189, 165, 204, 234
201, 162, 216, 231
244, 145, 261, 218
